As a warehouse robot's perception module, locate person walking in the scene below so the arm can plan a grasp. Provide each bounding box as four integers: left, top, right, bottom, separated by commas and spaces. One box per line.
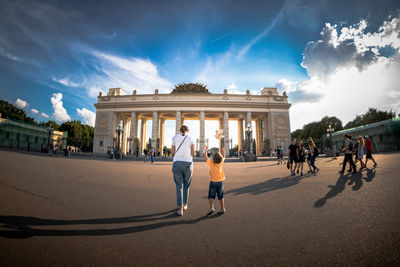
308, 137, 319, 173
276, 146, 281, 164
288, 138, 298, 176
355, 136, 366, 171
296, 141, 306, 176
143, 148, 148, 163
364, 135, 377, 167
150, 147, 155, 164
171, 125, 195, 216
340, 134, 356, 174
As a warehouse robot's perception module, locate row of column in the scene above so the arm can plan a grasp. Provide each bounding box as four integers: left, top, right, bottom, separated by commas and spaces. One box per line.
122, 111, 267, 157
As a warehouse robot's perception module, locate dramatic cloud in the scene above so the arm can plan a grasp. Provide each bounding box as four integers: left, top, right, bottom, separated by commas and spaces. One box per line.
76, 108, 95, 127
285, 13, 400, 130
41, 112, 49, 118
50, 93, 71, 122
30, 108, 39, 114
15, 98, 28, 109
80, 51, 174, 97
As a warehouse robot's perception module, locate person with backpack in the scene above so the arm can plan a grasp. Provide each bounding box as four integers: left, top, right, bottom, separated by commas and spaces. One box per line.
364, 135, 378, 168
308, 137, 319, 173
340, 134, 356, 174
143, 148, 148, 163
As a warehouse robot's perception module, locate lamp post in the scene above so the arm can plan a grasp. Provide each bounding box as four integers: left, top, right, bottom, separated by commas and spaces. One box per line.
115, 122, 124, 159
327, 124, 335, 150
245, 123, 253, 154
47, 125, 53, 149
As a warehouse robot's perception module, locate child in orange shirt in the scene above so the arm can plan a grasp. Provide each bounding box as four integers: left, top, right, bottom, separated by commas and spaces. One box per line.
204, 145, 226, 216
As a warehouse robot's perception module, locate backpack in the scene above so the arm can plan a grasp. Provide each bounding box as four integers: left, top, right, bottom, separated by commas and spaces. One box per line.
348, 141, 353, 152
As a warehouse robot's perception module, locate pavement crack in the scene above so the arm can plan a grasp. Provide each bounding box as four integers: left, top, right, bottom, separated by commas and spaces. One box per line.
0, 181, 66, 206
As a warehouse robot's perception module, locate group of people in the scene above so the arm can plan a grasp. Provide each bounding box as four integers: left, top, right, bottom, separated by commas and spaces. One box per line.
143, 147, 155, 163
171, 125, 226, 217
340, 134, 377, 174
287, 137, 319, 176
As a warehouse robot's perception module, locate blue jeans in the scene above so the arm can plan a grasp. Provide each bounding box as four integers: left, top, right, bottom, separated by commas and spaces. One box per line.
310, 155, 317, 170
151, 154, 154, 163
172, 161, 193, 206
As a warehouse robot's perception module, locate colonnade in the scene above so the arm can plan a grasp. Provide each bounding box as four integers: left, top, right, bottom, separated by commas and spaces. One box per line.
114, 111, 274, 157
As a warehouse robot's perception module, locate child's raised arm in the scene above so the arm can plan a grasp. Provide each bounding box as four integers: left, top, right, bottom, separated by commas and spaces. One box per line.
204, 145, 208, 159
222, 147, 225, 159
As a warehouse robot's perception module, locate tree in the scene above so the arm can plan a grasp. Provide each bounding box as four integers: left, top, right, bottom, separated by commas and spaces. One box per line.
292, 116, 344, 141
39, 120, 60, 130
0, 100, 36, 124
344, 108, 397, 129
59, 120, 94, 152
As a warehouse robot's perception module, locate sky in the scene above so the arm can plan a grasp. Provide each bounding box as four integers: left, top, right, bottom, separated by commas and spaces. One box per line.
1, 0, 399, 147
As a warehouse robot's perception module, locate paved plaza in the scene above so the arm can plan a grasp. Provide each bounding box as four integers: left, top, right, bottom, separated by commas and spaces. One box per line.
0, 150, 399, 266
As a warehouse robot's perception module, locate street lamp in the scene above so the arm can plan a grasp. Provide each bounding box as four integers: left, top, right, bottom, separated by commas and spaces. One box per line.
115, 121, 124, 159
47, 125, 53, 149
245, 123, 253, 153
327, 124, 335, 150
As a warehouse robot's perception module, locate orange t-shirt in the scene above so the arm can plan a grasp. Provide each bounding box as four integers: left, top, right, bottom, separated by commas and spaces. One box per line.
206, 158, 225, 182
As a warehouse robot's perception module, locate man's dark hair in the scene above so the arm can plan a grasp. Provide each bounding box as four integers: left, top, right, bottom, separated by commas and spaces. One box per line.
213, 152, 223, 164
180, 125, 189, 135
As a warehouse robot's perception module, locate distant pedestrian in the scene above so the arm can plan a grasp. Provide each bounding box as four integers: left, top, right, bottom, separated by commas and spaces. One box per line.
204, 145, 226, 216
332, 144, 337, 159
340, 134, 356, 174
276, 146, 281, 164
143, 148, 148, 163
296, 141, 306, 176
150, 147, 155, 163
288, 138, 298, 176
355, 136, 366, 171
364, 135, 377, 167
171, 125, 195, 216
136, 147, 139, 158
280, 146, 285, 164
308, 137, 319, 173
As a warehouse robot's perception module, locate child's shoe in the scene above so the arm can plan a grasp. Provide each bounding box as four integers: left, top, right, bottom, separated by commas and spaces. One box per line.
206, 208, 215, 216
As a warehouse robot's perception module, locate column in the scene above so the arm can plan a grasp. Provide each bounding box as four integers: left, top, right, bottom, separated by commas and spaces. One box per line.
219, 118, 223, 150
223, 112, 230, 157
159, 118, 165, 155
130, 111, 138, 154
151, 111, 158, 150
255, 119, 261, 155
245, 112, 253, 153
176, 111, 181, 134
238, 118, 243, 154
140, 118, 147, 152
266, 112, 274, 153
199, 111, 205, 154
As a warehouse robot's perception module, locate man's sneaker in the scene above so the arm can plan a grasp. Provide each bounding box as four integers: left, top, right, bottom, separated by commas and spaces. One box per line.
219, 208, 226, 214
316, 168, 320, 173
177, 209, 183, 216
183, 204, 188, 211
206, 208, 215, 216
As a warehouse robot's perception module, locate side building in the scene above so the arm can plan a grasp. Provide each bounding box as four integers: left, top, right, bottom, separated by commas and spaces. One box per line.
0, 117, 68, 152
329, 118, 400, 152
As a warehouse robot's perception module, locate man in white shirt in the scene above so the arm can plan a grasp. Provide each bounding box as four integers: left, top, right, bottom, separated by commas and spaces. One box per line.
171, 125, 195, 216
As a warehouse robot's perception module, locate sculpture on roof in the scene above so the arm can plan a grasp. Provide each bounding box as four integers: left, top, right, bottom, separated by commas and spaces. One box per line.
170, 83, 211, 94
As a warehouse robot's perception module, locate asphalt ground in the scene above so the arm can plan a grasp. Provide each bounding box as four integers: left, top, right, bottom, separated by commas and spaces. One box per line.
0, 150, 399, 266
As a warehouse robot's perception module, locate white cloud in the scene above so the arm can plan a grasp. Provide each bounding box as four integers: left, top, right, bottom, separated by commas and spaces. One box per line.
30, 108, 39, 114
41, 112, 49, 118
52, 77, 80, 87
76, 108, 95, 127
15, 98, 28, 109
285, 14, 400, 130
83, 51, 174, 97
51, 93, 71, 122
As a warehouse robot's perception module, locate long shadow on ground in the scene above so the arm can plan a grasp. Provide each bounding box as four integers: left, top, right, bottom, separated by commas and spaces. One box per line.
314, 167, 376, 208
226, 173, 314, 196
0, 209, 222, 239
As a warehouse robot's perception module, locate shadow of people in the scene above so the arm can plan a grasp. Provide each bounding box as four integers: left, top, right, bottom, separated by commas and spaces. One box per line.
314, 173, 349, 208
226, 173, 313, 196
0, 209, 222, 239
347, 171, 363, 191
364, 167, 376, 182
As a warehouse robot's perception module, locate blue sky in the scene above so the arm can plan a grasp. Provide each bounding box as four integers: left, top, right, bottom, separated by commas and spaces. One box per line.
1, 0, 400, 147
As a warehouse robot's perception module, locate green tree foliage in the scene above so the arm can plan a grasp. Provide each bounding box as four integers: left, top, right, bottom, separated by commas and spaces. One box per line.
291, 116, 344, 141
59, 120, 94, 152
344, 108, 397, 129
39, 120, 60, 130
0, 100, 36, 124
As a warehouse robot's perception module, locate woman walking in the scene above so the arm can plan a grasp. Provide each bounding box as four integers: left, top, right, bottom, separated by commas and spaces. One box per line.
308, 137, 319, 173
171, 125, 195, 216
296, 141, 306, 176
356, 136, 366, 171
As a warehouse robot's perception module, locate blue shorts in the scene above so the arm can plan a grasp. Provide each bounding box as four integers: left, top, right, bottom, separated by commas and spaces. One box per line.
208, 181, 224, 200
289, 155, 298, 164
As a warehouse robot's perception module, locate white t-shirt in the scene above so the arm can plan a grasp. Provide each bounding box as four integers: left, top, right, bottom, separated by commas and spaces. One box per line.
172, 134, 195, 162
